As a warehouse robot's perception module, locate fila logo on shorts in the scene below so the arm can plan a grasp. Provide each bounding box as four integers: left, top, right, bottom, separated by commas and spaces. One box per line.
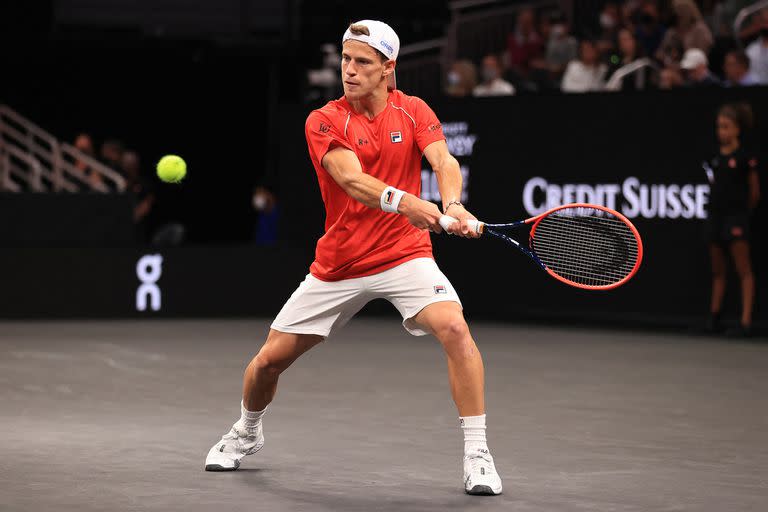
434, 285, 447, 294
390, 131, 402, 143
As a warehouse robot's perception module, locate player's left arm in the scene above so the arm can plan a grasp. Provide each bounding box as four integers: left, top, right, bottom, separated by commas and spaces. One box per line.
423, 140, 479, 238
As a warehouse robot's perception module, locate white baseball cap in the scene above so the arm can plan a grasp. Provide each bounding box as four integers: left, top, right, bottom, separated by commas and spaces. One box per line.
680, 48, 708, 70
342, 19, 400, 90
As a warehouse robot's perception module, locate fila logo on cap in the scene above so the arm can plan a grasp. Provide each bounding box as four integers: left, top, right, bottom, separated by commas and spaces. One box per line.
390, 131, 402, 143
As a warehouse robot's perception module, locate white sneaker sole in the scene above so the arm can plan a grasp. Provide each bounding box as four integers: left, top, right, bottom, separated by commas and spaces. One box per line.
204, 443, 263, 471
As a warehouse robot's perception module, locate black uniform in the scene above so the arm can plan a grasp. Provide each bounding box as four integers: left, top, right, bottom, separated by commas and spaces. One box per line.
704, 147, 758, 244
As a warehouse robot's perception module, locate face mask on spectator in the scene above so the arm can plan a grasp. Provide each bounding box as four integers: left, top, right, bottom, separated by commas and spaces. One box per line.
599, 13, 615, 30
253, 194, 268, 211
447, 71, 461, 86
481, 67, 498, 82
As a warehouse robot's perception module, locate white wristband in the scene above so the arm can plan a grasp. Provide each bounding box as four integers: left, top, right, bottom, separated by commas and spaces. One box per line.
380, 186, 405, 213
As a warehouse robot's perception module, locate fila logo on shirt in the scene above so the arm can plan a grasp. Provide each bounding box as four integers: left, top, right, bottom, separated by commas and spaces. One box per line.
136, 254, 163, 312
390, 131, 402, 143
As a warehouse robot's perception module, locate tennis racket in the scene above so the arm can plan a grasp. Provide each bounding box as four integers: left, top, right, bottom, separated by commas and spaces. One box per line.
439, 203, 643, 290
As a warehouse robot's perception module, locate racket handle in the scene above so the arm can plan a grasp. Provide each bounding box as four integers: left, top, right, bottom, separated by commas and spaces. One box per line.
438, 215, 483, 235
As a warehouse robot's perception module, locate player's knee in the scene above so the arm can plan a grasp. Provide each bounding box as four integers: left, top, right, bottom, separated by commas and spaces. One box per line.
441, 317, 469, 339
436, 317, 472, 351
252, 353, 283, 378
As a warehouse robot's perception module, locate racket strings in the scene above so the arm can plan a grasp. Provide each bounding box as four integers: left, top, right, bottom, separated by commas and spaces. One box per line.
531, 208, 639, 287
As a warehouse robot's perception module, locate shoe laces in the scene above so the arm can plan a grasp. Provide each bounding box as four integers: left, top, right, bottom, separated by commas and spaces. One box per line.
467, 452, 495, 475
226, 422, 258, 440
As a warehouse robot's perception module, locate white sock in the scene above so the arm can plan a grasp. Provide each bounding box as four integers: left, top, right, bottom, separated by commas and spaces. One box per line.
240, 401, 267, 428
460, 414, 488, 454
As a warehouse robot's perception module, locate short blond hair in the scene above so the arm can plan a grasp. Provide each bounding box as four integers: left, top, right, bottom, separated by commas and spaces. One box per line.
346, 23, 388, 62
349, 23, 370, 36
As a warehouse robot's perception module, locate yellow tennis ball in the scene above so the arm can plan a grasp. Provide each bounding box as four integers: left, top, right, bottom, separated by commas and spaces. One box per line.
156, 155, 187, 183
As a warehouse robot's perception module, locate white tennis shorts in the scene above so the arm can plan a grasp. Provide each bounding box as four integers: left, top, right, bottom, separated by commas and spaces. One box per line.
271, 257, 462, 338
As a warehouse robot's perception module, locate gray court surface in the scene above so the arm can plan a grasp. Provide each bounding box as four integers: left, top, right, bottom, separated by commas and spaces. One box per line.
1, 319, 766, 512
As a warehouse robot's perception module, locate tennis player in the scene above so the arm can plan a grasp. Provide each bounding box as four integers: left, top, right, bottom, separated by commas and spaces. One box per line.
205, 20, 503, 495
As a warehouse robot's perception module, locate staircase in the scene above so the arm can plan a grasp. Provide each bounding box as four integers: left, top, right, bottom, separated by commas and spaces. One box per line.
0, 104, 126, 193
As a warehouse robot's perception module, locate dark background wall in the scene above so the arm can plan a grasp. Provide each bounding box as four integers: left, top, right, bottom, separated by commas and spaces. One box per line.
2, 87, 767, 327
278, 89, 768, 327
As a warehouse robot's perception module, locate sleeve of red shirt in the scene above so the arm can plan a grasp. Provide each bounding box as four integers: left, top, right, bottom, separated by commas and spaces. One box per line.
411, 97, 446, 153
305, 110, 354, 170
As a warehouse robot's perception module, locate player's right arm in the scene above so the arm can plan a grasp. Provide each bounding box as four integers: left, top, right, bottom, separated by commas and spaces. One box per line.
321, 146, 443, 231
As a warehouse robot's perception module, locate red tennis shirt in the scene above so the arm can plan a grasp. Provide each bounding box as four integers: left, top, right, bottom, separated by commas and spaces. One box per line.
304, 90, 446, 281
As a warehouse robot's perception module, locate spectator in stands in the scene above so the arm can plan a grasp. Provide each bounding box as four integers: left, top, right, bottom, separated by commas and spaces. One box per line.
680, 47, 722, 86
621, 0, 641, 33
659, 66, 684, 88
507, 8, 544, 76
598, 2, 622, 42
745, 13, 768, 84
74, 133, 94, 165
445, 60, 478, 97
537, 10, 552, 43
544, 14, 578, 81
94, 139, 125, 192
72, 133, 101, 190
252, 185, 279, 246
656, 0, 714, 62
634, 1, 667, 57
606, 28, 649, 90
121, 151, 155, 229
100, 139, 124, 170
723, 50, 758, 86
562, 40, 607, 93
473, 55, 515, 96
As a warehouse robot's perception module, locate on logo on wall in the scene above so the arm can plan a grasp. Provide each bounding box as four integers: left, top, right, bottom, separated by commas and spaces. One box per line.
136, 254, 163, 312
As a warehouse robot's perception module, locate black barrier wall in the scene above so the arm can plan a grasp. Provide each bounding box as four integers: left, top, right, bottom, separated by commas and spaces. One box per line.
279, 89, 768, 327
2, 90, 766, 327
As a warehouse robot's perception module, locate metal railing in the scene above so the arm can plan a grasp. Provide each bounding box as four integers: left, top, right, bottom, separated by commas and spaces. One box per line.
395, 0, 565, 97
396, 38, 446, 99
734, 0, 768, 45
0, 143, 44, 192
0, 104, 126, 193
445, 0, 562, 63
604, 58, 659, 91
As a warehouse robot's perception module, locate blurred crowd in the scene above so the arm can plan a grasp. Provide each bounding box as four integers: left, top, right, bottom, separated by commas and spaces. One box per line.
71, 132, 279, 246
72, 132, 160, 241
446, 0, 768, 96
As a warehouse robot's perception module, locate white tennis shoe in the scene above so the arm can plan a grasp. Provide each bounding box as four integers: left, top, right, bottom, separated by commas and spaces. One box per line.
463, 448, 503, 495
204, 419, 264, 471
